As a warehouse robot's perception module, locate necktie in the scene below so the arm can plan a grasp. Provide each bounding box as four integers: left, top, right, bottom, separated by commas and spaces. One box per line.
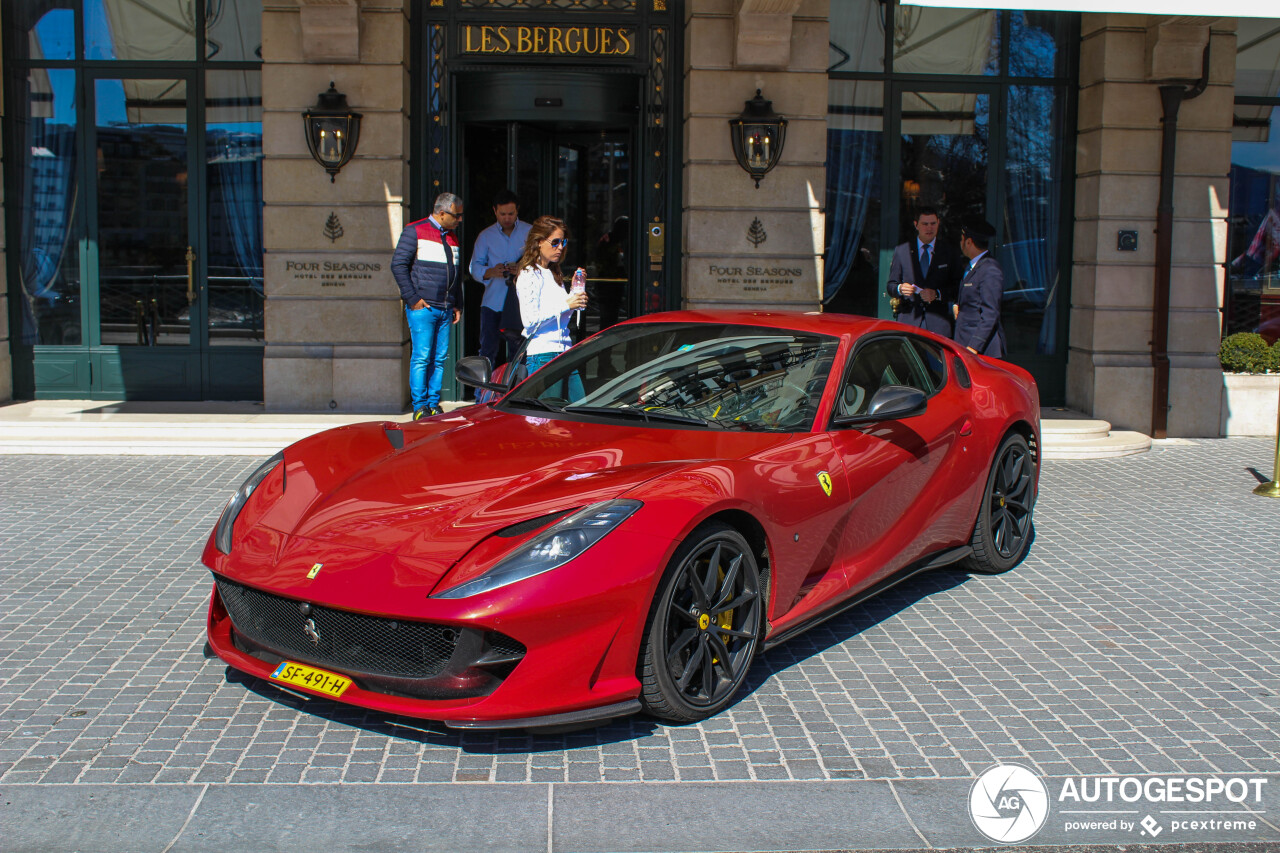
921, 244, 931, 277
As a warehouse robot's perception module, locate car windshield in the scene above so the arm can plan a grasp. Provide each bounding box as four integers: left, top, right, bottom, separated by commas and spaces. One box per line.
502, 322, 840, 432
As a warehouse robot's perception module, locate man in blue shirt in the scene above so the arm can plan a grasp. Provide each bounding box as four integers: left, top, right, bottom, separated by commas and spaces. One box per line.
469, 189, 532, 368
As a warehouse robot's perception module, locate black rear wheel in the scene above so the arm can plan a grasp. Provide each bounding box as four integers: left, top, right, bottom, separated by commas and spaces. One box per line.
639, 522, 762, 723
966, 432, 1036, 574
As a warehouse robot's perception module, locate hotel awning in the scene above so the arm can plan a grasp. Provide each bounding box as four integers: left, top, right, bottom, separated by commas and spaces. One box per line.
902, 1, 1273, 17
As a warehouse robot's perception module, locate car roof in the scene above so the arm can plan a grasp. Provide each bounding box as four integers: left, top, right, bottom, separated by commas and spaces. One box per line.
614, 310, 903, 339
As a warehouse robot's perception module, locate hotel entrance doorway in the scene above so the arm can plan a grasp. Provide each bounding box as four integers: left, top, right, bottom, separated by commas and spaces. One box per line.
457, 72, 639, 366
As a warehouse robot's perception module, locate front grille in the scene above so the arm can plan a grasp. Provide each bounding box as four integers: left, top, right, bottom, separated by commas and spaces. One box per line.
215, 575, 458, 679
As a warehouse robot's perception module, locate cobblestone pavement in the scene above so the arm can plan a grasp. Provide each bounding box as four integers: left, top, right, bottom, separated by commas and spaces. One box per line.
1, 440, 1279, 788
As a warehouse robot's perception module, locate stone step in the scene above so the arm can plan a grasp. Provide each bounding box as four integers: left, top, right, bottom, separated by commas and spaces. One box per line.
1041, 430, 1153, 460
0, 399, 443, 455
1038, 408, 1151, 459
1039, 418, 1112, 443
0, 422, 347, 437
0, 438, 300, 456
0, 421, 390, 455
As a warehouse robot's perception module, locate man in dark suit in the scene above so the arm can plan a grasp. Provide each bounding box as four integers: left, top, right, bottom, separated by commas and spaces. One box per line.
953, 218, 1007, 358
886, 206, 959, 337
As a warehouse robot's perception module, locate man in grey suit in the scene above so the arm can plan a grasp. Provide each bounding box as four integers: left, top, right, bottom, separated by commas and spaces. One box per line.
885, 206, 959, 337
953, 218, 1006, 358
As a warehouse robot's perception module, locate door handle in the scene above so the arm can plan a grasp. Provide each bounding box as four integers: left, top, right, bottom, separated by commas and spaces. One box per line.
186, 246, 196, 304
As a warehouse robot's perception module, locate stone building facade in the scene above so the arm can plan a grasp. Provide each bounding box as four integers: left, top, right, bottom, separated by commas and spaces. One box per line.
3, 2, 1276, 437
1069, 15, 1236, 437
261, 0, 413, 411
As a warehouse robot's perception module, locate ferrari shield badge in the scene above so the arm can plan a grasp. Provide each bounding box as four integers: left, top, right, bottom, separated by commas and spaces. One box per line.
818, 471, 833, 497
307, 563, 323, 579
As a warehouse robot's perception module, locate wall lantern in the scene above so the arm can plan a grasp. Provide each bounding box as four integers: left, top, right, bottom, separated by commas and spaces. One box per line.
728, 89, 787, 188
302, 82, 362, 182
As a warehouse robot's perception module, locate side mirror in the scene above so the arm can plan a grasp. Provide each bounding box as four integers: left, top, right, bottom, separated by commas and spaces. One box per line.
835, 384, 927, 425
455, 355, 507, 393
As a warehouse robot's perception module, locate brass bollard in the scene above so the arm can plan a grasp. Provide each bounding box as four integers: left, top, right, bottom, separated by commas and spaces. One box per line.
1254, 380, 1280, 498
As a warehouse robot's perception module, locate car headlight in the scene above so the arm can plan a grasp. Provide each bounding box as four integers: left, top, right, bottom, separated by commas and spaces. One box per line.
214, 452, 284, 555
434, 499, 642, 599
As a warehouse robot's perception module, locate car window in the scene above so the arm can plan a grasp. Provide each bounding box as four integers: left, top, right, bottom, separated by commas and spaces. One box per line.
908, 337, 946, 392
503, 322, 841, 432
839, 337, 932, 417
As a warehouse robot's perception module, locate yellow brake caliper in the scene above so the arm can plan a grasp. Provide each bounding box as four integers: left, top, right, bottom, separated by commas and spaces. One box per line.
712, 567, 734, 663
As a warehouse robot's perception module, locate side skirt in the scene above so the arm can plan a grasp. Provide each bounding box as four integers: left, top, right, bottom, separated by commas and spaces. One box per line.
762, 545, 973, 651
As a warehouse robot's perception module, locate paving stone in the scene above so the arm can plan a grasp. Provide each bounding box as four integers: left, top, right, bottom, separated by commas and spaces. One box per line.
2, 442, 1278, 788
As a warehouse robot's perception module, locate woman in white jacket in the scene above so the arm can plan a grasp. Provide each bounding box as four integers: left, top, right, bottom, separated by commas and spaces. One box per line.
514, 216, 588, 400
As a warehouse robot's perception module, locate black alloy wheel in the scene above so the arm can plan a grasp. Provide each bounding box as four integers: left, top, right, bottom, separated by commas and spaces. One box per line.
966, 432, 1037, 574
639, 522, 762, 722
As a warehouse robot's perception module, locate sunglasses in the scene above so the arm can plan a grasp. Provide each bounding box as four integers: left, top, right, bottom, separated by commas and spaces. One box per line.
546, 238, 569, 249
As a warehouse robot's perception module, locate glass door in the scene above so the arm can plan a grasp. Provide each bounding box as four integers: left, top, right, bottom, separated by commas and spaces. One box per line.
885, 83, 1069, 400
202, 68, 266, 398
460, 122, 635, 359
87, 71, 202, 397
554, 131, 633, 338
514, 123, 554, 218
889, 85, 996, 282
9, 4, 264, 402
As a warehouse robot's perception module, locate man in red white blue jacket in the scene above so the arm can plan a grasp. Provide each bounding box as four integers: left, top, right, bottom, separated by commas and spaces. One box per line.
391, 193, 464, 419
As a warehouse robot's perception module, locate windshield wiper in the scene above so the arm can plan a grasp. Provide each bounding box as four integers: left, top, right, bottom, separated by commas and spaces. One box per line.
562, 405, 709, 427
706, 418, 769, 431
507, 396, 563, 413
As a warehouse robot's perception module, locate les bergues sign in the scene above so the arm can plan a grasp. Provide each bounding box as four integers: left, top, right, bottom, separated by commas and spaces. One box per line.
461, 24, 636, 57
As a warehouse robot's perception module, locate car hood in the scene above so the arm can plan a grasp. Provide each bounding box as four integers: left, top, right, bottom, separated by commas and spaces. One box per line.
257, 404, 782, 570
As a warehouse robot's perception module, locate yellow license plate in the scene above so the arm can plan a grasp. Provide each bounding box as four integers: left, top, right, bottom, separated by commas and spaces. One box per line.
270, 661, 352, 698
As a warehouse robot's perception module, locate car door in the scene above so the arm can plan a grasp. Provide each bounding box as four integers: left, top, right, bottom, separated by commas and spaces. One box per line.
828, 334, 971, 591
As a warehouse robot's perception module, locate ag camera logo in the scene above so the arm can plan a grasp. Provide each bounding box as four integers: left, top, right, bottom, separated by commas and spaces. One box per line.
969, 763, 1050, 843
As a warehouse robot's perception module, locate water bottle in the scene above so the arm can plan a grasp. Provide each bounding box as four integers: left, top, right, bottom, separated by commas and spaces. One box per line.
571, 268, 587, 330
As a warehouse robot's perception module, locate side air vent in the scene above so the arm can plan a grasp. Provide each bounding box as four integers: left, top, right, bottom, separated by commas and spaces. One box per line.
496, 509, 575, 538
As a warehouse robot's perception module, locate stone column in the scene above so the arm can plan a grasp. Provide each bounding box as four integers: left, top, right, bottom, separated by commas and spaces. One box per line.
682, 0, 827, 311
261, 0, 410, 412
1068, 14, 1235, 437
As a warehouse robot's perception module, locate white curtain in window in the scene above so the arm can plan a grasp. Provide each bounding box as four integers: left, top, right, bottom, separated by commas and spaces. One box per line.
1235, 18, 1280, 142
100, 0, 196, 61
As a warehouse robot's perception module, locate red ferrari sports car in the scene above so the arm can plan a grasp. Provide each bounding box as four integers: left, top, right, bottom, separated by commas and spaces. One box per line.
203, 311, 1039, 729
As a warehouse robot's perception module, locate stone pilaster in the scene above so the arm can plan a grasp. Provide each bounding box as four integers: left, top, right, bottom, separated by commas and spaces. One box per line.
1068, 14, 1235, 437
261, 0, 410, 412
682, 0, 827, 311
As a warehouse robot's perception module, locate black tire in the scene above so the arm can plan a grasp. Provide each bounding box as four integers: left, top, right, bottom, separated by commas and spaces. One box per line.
966, 432, 1037, 575
639, 522, 763, 723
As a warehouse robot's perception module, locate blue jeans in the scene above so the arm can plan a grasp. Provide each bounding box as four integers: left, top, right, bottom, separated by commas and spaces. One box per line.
406, 304, 452, 410
479, 306, 503, 368
525, 351, 584, 402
